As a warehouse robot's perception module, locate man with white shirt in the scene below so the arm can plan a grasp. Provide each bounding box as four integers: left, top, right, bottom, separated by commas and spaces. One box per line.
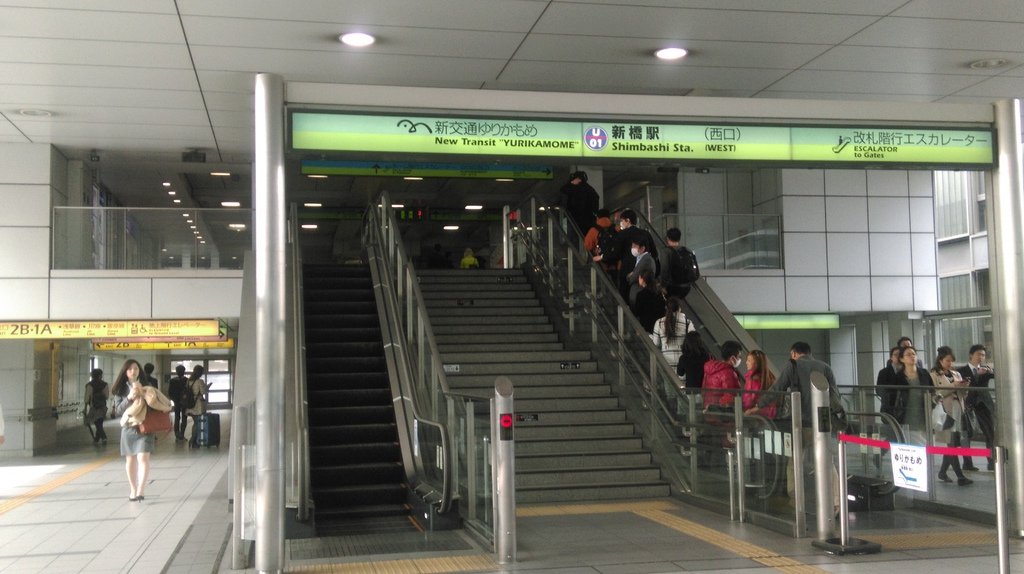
956, 344, 995, 471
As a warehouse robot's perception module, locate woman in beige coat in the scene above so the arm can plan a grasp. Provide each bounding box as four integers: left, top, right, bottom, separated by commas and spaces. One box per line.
930, 346, 972, 486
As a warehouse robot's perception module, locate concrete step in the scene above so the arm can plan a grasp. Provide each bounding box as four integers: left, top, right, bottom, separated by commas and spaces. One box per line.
446, 384, 612, 400
418, 269, 525, 279
421, 290, 537, 300
426, 298, 539, 308
516, 482, 670, 503
433, 324, 554, 335
431, 315, 549, 326
516, 451, 652, 471
425, 306, 544, 316
446, 372, 605, 387
514, 396, 620, 411
516, 466, 663, 488
419, 282, 532, 291
439, 361, 597, 375
439, 350, 591, 363
436, 342, 565, 353
511, 409, 626, 425
434, 333, 560, 345
515, 436, 645, 456
513, 422, 635, 440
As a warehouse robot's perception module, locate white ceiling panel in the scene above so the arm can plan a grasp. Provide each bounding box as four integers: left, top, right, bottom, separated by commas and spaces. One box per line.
0, 37, 191, 68
0, 117, 25, 136
804, 46, 1024, 75
202, 92, 254, 113
4, 106, 210, 126
208, 110, 254, 129
893, 0, 1024, 23
177, 0, 547, 31
0, 63, 198, 91
48, 136, 216, 152
498, 61, 788, 93
0, 6, 184, 43
196, 71, 257, 94
0, 134, 30, 142
516, 34, 830, 69
182, 17, 525, 58
17, 121, 215, 141
847, 18, 1024, 51
955, 76, 1024, 98
535, 4, 877, 44
766, 70, 985, 97
0, 1, 176, 13
191, 46, 506, 87
571, 0, 906, 15
756, 91, 936, 103
0, 85, 205, 110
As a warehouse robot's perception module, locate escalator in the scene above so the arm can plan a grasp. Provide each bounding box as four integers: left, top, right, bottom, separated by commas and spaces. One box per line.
302, 263, 412, 536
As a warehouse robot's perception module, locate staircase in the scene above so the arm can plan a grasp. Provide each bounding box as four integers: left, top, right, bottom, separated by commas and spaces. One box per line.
419, 268, 670, 503
303, 264, 412, 535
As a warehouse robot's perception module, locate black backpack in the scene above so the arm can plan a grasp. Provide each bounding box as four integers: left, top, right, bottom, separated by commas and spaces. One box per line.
676, 245, 700, 283
184, 381, 198, 409
596, 226, 619, 262
89, 382, 107, 410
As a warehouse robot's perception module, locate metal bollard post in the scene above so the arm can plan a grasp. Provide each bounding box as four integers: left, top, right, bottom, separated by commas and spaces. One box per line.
837, 439, 849, 546
493, 376, 516, 565
996, 446, 1009, 574
726, 449, 737, 521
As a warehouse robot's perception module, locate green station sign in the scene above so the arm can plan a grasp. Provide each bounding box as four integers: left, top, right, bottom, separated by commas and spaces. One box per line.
291, 112, 994, 167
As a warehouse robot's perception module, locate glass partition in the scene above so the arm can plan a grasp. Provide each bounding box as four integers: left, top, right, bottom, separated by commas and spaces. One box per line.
655, 213, 781, 270
506, 199, 804, 534
53, 206, 252, 270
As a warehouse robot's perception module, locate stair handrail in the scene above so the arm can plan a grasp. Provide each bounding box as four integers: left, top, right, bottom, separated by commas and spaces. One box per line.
363, 191, 455, 513
287, 203, 313, 521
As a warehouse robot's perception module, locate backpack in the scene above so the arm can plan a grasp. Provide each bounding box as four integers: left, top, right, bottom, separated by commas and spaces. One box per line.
184, 381, 198, 409
676, 245, 700, 283
88, 382, 107, 410
596, 226, 619, 262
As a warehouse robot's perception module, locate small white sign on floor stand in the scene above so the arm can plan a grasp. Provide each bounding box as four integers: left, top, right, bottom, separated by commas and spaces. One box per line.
890, 443, 928, 493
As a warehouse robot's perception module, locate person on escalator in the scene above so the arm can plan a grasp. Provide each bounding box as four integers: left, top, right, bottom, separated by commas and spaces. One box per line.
742, 350, 777, 419
584, 209, 618, 276
560, 170, 599, 236
593, 209, 655, 303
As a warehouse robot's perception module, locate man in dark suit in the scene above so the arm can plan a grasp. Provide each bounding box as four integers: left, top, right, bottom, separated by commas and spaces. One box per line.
956, 344, 995, 471
876, 346, 904, 422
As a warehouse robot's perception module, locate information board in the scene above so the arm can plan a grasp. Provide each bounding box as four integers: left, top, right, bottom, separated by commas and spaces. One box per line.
890, 442, 928, 493
0, 320, 222, 340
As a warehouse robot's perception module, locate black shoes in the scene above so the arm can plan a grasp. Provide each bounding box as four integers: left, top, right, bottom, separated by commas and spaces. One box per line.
957, 477, 973, 486
962, 463, 979, 471
937, 473, 952, 483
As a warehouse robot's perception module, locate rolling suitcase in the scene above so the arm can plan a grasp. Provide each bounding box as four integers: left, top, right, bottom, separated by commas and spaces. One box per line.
192, 412, 220, 447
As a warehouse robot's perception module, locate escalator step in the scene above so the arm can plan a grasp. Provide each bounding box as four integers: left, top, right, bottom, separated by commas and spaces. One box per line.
307, 357, 386, 373
307, 388, 392, 406
309, 423, 397, 444
311, 462, 404, 487
306, 341, 383, 357
311, 442, 401, 464
309, 406, 394, 425
304, 327, 381, 343
305, 314, 379, 329
313, 484, 408, 508
307, 372, 389, 389
304, 301, 377, 314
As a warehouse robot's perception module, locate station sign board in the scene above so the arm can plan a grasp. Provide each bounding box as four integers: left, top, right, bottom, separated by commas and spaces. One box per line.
0, 319, 223, 340
291, 111, 994, 167
93, 339, 235, 351
301, 159, 553, 179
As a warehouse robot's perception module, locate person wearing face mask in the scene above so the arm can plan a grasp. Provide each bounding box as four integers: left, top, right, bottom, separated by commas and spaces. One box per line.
626, 237, 657, 308
592, 209, 655, 303
702, 340, 743, 412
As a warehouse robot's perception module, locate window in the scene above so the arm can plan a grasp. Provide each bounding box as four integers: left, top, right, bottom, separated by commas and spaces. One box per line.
939, 274, 972, 310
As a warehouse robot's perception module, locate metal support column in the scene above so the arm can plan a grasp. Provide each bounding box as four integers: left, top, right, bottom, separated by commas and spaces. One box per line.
254, 72, 286, 573
493, 376, 516, 564
991, 99, 1024, 536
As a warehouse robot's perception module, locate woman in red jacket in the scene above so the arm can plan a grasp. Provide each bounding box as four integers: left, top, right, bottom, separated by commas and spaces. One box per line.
743, 350, 777, 419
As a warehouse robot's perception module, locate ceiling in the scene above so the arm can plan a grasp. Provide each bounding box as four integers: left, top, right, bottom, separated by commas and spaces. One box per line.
3, 0, 1023, 219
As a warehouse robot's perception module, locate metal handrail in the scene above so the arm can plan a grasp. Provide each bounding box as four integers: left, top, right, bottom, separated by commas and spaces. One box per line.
287, 203, 312, 520
364, 192, 455, 512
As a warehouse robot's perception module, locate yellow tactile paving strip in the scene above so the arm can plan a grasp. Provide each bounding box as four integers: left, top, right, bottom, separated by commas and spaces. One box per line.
0, 455, 117, 516
288, 554, 495, 573
860, 530, 996, 550
289, 500, 829, 574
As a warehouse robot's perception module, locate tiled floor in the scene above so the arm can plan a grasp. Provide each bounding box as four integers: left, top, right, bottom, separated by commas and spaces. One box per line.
1, 412, 1022, 574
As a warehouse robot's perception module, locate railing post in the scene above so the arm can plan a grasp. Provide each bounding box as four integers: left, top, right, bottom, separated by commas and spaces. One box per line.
567, 244, 575, 334
734, 398, 745, 522
493, 377, 516, 565
232, 404, 251, 569
502, 205, 511, 269
616, 306, 625, 385
791, 392, 806, 536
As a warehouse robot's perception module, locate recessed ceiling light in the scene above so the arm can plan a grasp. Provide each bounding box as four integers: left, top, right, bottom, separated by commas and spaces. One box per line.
404, 176, 423, 181
229, 223, 246, 229
301, 224, 318, 230
655, 47, 688, 60
168, 191, 176, 196
190, 225, 197, 229
221, 201, 241, 207
18, 108, 52, 117
162, 182, 171, 187
495, 178, 514, 182
161, 248, 167, 252
307, 174, 328, 179
465, 205, 483, 210
182, 213, 189, 217
391, 203, 405, 208
968, 58, 1010, 69
339, 32, 375, 47
210, 171, 231, 177
187, 219, 193, 223
304, 202, 322, 208
443, 225, 459, 231
173, 199, 181, 204
200, 241, 206, 245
